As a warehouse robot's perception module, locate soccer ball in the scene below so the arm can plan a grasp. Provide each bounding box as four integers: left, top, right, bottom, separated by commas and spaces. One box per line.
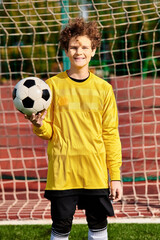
12, 77, 52, 116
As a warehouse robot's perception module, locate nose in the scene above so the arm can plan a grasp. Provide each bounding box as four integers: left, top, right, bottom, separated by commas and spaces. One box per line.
76, 47, 83, 54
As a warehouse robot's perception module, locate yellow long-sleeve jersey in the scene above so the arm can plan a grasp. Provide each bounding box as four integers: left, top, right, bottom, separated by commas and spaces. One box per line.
33, 71, 122, 196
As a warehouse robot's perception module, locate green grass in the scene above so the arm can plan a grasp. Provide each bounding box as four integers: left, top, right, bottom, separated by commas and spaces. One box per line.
0, 224, 160, 240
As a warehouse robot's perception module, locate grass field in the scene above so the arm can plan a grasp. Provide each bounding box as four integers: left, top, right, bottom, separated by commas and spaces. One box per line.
0, 224, 160, 240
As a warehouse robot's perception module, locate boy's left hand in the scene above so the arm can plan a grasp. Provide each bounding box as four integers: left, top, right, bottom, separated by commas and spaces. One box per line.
110, 181, 122, 202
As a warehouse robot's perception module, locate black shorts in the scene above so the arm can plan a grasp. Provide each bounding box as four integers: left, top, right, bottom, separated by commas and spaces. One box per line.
50, 193, 114, 233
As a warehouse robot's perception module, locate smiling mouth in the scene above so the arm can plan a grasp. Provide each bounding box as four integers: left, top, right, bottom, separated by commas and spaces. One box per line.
74, 58, 85, 60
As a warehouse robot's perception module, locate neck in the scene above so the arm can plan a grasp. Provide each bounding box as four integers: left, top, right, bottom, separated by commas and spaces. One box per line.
67, 67, 89, 80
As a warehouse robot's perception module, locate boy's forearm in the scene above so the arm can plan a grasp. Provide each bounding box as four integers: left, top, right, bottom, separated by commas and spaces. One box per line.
107, 157, 122, 181
33, 121, 53, 140
103, 128, 122, 181
108, 164, 121, 181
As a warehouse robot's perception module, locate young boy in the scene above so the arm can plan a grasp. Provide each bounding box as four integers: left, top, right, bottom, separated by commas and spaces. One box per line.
26, 18, 122, 240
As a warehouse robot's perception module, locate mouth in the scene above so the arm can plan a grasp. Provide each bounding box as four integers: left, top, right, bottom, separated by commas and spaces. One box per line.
74, 57, 85, 61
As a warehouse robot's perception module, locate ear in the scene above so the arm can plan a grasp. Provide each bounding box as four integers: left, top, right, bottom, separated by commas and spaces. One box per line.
91, 48, 96, 57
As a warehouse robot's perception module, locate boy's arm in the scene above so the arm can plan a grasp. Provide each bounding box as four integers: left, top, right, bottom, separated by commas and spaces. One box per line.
26, 79, 54, 140
102, 86, 122, 200
25, 110, 53, 140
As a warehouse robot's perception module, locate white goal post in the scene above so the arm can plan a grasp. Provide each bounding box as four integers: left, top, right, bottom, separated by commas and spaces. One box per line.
0, 0, 160, 221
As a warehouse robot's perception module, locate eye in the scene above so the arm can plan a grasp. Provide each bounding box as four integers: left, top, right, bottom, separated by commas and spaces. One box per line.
70, 46, 77, 50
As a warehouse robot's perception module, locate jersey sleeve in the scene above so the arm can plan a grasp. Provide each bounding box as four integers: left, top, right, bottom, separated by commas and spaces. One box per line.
32, 79, 54, 140
33, 120, 53, 140
102, 85, 122, 181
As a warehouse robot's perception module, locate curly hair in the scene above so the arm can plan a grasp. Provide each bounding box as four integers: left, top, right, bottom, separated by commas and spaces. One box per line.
60, 18, 101, 51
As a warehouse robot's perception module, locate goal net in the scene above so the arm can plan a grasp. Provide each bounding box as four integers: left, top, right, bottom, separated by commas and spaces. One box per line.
0, 0, 160, 221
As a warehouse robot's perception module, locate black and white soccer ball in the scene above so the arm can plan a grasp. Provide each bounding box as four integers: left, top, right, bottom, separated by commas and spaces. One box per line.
12, 77, 52, 116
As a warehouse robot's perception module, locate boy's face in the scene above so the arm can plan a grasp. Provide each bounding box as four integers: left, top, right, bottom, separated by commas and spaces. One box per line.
65, 35, 96, 70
